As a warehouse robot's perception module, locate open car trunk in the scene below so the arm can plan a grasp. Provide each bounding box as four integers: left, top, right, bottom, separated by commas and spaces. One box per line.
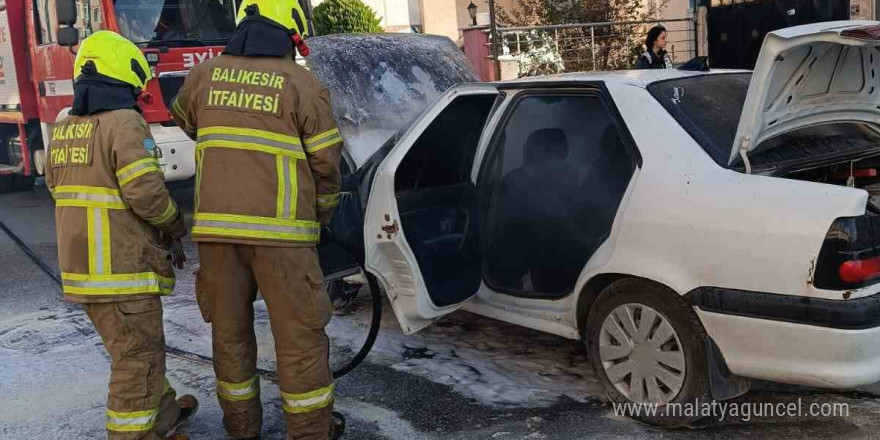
731, 21, 880, 168
305, 34, 479, 280
771, 123, 880, 212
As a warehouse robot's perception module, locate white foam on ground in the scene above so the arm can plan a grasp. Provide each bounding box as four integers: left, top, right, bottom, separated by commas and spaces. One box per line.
161, 285, 603, 409
323, 296, 604, 408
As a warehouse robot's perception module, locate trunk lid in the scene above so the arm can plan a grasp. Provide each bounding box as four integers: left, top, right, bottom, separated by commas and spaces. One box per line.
731, 21, 880, 166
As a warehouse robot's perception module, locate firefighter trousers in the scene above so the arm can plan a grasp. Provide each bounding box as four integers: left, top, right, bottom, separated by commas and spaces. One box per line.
82, 298, 181, 440
195, 243, 334, 440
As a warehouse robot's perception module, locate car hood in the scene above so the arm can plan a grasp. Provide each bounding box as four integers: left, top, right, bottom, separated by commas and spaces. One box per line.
306, 34, 479, 168
731, 21, 880, 165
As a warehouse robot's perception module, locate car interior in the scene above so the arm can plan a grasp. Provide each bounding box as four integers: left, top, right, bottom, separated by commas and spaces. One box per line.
480, 93, 637, 299
394, 93, 498, 307
392, 90, 637, 305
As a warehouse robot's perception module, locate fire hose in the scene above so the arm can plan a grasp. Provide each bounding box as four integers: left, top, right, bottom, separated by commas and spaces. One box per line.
0, 217, 382, 379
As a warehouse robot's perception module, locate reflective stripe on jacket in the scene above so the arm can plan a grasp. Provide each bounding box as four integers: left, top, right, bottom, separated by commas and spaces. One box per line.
170, 54, 343, 247
45, 109, 179, 303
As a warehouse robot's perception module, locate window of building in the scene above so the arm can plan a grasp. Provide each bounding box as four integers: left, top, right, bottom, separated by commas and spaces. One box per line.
34, 0, 55, 44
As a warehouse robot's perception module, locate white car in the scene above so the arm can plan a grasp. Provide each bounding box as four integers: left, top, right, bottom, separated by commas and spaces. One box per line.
315, 23, 880, 424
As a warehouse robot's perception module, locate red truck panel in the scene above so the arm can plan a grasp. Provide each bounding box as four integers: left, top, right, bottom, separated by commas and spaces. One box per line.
142, 46, 223, 124
0, 1, 38, 123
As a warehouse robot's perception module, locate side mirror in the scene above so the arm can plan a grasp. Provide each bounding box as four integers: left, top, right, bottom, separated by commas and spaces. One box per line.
56, 0, 77, 25
57, 27, 79, 47
56, 0, 79, 47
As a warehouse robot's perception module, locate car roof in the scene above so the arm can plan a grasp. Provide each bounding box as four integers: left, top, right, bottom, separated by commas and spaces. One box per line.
490, 68, 752, 89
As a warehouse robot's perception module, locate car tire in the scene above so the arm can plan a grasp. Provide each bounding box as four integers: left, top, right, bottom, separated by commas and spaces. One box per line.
0, 128, 38, 193
14, 174, 34, 191
586, 278, 711, 428
0, 173, 11, 193
0, 173, 35, 193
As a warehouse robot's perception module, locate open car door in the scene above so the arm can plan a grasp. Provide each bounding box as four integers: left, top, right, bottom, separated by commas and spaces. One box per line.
306, 34, 481, 283
363, 85, 500, 334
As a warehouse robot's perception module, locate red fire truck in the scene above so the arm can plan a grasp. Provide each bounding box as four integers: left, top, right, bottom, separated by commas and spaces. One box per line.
0, 0, 238, 192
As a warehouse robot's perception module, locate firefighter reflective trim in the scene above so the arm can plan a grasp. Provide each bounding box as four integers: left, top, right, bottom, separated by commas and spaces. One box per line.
304, 128, 342, 154
217, 375, 260, 402
276, 156, 297, 219
317, 192, 340, 209
164, 377, 174, 395
61, 272, 175, 295
87, 208, 112, 275
194, 149, 205, 211
148, 198, 179, 228
281, 383, 335, 414
192, 213, 320, 242
106, 408, 159, 432
197, 126, 305, 159
171, 98, 193, 133
117, 157, 162, 187
53, 185, 128, 209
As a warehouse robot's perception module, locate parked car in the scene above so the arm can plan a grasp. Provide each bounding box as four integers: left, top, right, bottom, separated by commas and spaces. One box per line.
313, 22, 880, 425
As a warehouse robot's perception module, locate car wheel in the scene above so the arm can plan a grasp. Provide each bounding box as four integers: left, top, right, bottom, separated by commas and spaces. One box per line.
586, 278, 710, 427
0, 173, 35, 193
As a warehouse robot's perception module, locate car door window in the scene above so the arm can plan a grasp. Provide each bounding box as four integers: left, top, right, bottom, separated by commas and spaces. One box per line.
481, 93, 636, 297
76, 0, 104, 38
395, 94, 498, 192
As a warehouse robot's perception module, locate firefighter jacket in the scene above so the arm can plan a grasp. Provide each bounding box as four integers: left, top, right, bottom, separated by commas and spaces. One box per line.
45, 109, 182, 303
170, 54, 343, 247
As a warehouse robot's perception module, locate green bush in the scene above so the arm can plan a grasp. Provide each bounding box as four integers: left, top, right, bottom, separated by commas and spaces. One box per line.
313, 0, 383, 35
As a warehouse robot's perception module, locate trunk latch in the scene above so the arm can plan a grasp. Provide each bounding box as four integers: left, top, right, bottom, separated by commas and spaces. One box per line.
739, 136, 752, 174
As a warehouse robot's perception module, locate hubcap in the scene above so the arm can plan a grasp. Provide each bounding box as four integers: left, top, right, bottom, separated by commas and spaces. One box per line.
599, 303, 686, 404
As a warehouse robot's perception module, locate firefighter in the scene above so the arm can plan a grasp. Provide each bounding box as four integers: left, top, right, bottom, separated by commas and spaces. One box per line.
44, 31, 197, 439
169, 1, 344, 439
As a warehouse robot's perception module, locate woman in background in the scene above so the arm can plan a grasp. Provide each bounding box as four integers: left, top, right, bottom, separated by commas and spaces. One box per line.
636, 25, 672, 69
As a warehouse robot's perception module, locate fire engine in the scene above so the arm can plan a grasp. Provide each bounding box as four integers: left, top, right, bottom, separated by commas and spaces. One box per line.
0, 0, 239, 192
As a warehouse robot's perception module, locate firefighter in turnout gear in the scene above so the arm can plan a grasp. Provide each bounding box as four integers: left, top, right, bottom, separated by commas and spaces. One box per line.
170, 1, 344, 439
45, 31, 198, 439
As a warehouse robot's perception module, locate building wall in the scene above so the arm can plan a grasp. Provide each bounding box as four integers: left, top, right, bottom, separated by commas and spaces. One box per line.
311, 0, 422, 32
658, 0, 695, 64
458, 0, 526, 26
421, 0, 460, 41
312, 0, 696, 54
851, 0, 876, 20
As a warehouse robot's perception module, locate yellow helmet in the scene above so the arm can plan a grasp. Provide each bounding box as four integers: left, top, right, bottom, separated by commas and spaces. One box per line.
73, 30, 152, 90
237, 0, 310, 38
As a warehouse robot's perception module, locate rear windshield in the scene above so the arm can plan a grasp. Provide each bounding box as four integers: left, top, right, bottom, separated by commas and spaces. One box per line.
647, 73, 752, 166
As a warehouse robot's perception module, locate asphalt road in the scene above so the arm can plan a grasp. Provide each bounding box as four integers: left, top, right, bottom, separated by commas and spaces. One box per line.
4, 182, 880, 439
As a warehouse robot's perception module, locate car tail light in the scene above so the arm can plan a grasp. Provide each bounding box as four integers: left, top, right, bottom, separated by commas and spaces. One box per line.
841, 25, 880, 41
814, 214, 880, 290
839, 256, 880, 283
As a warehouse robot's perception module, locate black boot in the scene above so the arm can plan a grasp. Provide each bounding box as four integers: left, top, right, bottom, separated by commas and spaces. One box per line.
166, 395, 199, 438
330, 412, 346, 439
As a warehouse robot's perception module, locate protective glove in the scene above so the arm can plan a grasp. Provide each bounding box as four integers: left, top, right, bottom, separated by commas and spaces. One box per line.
165, 212, 188, 240
160, 211, 187, 269
170, 238, 186, 270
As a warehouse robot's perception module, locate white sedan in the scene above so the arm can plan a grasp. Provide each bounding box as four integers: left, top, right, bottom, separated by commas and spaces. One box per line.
316, 22, 880, 425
